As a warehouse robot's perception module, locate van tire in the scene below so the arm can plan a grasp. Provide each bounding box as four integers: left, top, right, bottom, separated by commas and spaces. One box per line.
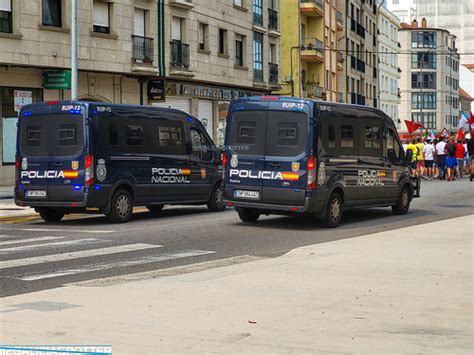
323, 192, 343, 228
38, 208, 64, 222
147, 204, 164, 212
107, 189, 133, 223
207, 184, 226, 212
237, 208, 260, 223
392, 186, 411, 215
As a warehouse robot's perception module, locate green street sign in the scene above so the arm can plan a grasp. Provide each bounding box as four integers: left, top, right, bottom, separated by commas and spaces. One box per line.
43, 70, 71, 90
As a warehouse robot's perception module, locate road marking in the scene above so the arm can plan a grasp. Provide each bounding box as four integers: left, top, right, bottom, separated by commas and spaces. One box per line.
0, 238, 103, 254
17, 250, 216, 281
0, 237, 63, 247
0, 243, 163, 269
0, 228, 115, 234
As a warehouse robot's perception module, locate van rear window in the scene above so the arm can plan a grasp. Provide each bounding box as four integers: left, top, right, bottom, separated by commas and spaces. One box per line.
20, 114, 84, 157
230, 112, 266, 155
266, 111, 307, 157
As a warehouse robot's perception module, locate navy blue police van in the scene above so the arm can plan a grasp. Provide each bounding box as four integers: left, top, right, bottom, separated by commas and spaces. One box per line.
222, 96, 420, 228
15, 101, 225, 223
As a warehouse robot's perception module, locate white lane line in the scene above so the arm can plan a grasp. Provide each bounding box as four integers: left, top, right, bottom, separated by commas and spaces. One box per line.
0, 237, 63, 247
17, 250, 216, 281
0, 243, 163, 269
0, 228, 115, 234
0, 238, 103, 254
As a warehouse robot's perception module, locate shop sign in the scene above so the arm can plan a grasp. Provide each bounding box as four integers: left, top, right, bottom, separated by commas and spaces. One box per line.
147, 79, 166, 102
14, 90, 32, 112
165, 82, 257, 101
43, 70, 71, 90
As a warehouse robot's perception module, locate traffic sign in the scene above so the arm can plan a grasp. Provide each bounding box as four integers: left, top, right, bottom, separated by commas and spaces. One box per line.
440, 128, 450, 137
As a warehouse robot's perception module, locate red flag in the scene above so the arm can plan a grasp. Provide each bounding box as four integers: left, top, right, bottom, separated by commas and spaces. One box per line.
456, 128, 464, 140
404, 120, 424, 134
467, 113, 474, 125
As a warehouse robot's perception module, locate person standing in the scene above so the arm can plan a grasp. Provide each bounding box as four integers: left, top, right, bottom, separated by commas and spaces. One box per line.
467, 134, 474, 181
416, 137, 425, 177
406, 139, 418, 177
435, 138, 447, 180
423, 140, 435, 179
445, 137, 458, 181
455, 140, 465, 178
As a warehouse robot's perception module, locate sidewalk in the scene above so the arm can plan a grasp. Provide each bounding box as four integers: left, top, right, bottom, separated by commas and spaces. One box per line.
0, 185, 13, 199
0, 185, 34, 218
0, 216, 472, 354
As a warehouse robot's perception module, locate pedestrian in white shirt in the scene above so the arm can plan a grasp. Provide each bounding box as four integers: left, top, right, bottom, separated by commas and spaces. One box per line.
423, 140, 435, 179
435, 139, 447, 180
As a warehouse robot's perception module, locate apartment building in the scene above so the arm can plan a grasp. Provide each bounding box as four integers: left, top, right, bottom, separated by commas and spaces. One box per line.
345, 0, 378, 107
377, 5, 401, 129
279, 0, 344, 102
0, 0, 280, 185
398, 19, 460, 135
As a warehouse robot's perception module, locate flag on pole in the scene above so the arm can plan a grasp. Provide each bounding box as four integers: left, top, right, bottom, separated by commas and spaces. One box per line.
430, 130, 435, 140
404, 120, 424, 134
456, 128, 464, 140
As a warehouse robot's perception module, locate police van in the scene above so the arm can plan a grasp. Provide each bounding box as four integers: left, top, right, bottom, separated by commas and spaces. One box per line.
15, 101, 225, 223
222, 96, 420, 228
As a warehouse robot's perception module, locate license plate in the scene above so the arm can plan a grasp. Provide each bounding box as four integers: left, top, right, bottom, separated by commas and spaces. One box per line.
26, 190, 47, 198
234, 190, 260, 199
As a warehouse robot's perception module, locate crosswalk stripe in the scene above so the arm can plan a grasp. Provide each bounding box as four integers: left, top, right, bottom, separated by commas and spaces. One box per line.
0, 237, 63, 247
17, 250, 216, 281
0, 243, 163, 269
0, 228, 116, 234
0, 238, 103, 254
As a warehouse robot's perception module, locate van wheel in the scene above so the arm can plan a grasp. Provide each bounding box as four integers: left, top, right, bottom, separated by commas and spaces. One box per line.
392, 187, 411, 215
323, 192, 343, 228
147, 204, 164, 213
237, 208, 260, 223
38, 208, 64, 222
107, 189, 133, 223
207, 184, 226, 212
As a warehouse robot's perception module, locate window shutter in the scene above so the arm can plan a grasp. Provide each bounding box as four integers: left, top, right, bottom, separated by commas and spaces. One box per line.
134, 8, 145, 37
0, 0, 11, 11
93, 1, 109, 27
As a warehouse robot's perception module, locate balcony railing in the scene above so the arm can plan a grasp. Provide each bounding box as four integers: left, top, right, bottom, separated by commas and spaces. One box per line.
254, 68, 263, 82
373, 67, 377, 78
268, 8, 278, 31
357, 58, 365, 73
269, 63, 278, 84
351, 93, 366, 105
132, 35, 154, 64
356, 23, 365, 39
171, 40, 190, 69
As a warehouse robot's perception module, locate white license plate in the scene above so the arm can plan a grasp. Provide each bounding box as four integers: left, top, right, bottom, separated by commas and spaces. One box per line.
234, 190, 260, 199
26, 190, 47, 198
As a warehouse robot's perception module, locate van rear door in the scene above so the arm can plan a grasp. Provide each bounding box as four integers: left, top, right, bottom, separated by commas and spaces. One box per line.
261, 104, 310, 206
18, 110, 86, 202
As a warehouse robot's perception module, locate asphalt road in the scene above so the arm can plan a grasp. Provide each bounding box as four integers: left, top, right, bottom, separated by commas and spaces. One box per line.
0, 179, 472, 297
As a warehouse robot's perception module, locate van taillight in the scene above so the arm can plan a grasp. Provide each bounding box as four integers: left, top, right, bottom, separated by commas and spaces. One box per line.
85, 155, 94, 186
221, 152, 228, 179
15, 155, 20, 185
46, 100, 61, 105
307, 156, 317, 190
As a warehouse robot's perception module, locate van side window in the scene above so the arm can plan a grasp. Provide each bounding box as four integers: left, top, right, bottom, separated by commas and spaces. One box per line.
387, 128, 401, 162
158, 126, 182, 147
108, 124, 119, 146
191, 128, 212, 161
26, 126, 42, 147
328, 124, 336, 148
364, 126, 381, 149
126, 125, 143, 146
341, 125, 354, 148
58, 124, 77, 146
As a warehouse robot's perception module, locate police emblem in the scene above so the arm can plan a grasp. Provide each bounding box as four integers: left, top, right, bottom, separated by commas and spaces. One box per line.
21, 158, 28, 170
292, 162, 300, 172
72, 161, 79, 170
96, 159, 107, 182
201, 168, 207, 179
230, 154, 238, 168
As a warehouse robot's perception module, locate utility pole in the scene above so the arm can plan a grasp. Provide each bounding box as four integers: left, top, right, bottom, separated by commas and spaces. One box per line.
71, 0, 78, 100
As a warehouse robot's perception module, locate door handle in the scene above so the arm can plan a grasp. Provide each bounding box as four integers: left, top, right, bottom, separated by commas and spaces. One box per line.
52, 162, 63, 167
269, 162, 281, 168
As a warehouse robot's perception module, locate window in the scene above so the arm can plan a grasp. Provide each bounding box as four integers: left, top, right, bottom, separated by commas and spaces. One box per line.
328, 124, 336, 148
266, 112, 307, 157
58, 124, 77, 146
157, 125, 185, 155
93, 1, 110, 34
411, 31, 436, 48
412, 112, 436, 130
364, 126, 381, 149
218, 28, 228, 55
108, 124, 118, 146
411, 53, 436, 69
126, 125, 143, 146
387, 128, 401, 161
235, 34, 244, 66
42, 0, 62, 27
26, 126, 42, 147
253, 31, 263, 82
191, 128, 212, 161
253, 0, 263, 26
341, 125, 354, 148
198, 23, 208, 51
0, 0, 12, 33
234, 0, 243, 7
411, 72, 436, 89
411, 93, 436, 109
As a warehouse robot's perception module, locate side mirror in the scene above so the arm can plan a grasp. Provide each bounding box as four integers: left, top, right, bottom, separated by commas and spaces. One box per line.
403, 149, 413, 165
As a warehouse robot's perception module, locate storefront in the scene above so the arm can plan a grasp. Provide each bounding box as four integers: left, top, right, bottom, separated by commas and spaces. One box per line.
152, 80, 266, 146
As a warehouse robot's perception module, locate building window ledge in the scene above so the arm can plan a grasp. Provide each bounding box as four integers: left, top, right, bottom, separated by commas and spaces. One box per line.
218, 53, 230, 59
252, 24, 267, 34
90, 31, 119, 40
169, 0, 194, 10
0, 32, 22, 39
253, 81, 267, 88
234, 65, 248, 71
170, 67, 194, 77
197, 48, 211, 55
38, 24, 70, 33
233, 4, 248, 12
131, 63, 159, 74
268, 29, 280, 38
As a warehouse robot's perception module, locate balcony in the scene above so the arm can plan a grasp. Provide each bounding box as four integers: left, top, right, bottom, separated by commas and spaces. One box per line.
337, 51, 344, 70
268, 8, 278, 32
301, 39, 324, 62
169, 0, 193, 10
351, 93, 366, 105
336, 11, 343, 30
132, 35, 154, 65
269, 63, 279, 84
350, 56, 365, 73
300, 0, 323, 17
350, 19, 365, 39
170, 40, 190, 69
